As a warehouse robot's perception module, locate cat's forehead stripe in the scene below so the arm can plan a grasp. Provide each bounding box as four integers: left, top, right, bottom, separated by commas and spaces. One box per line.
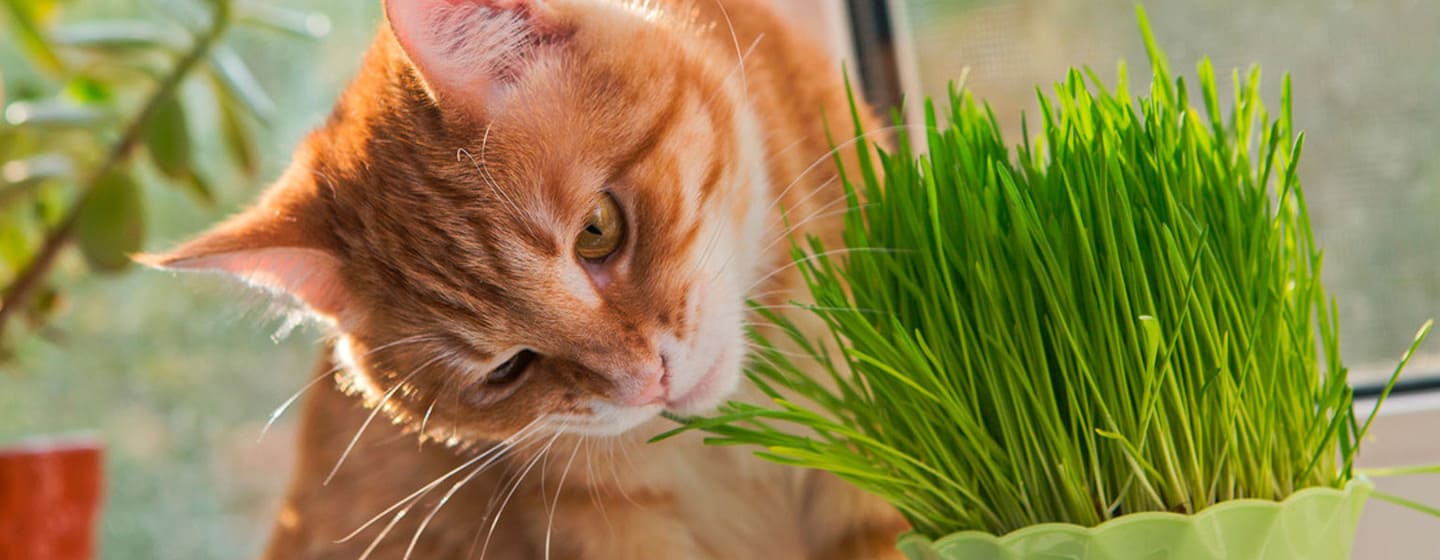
610, 87, 688, 177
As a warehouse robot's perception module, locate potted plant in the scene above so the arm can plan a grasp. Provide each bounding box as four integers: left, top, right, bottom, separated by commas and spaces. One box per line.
659, 10, 1434, 559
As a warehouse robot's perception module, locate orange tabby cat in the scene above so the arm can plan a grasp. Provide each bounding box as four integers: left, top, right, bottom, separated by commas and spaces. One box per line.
145, 0, 907, 557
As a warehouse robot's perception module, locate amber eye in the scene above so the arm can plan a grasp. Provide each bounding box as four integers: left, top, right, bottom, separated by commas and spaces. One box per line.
576, 193, 625, 260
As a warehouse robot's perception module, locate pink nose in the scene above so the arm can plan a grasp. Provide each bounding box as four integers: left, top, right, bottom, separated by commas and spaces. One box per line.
624, 368, 668, 406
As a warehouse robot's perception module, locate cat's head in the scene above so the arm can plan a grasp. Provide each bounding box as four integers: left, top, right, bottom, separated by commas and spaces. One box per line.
144, 0, 772, 440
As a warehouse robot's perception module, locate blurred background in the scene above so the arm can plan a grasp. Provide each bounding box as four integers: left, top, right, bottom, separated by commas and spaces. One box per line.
0, 1, 381, 557
0, 0, 1436, 558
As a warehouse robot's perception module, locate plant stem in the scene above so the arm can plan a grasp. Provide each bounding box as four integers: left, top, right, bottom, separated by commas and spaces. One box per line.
0, 0, 231, 339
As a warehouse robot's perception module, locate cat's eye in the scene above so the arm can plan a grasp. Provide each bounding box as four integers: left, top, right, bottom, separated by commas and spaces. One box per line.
487, 350, 536, 386
576, 193, 625, 261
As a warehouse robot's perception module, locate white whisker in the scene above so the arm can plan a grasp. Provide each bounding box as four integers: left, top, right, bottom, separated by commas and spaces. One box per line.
358, 508, 409, 560
743, 339, 824, 361
604, 438, 643, 510
763, 124, 936, 221
691, 217, 728, 279
716, 183, 866, 286
544, 439, 583, 560
745, 287, 801, 303
340, 417, 547, 545
259, 374, 330, 443
583, 439, 615, 535
766, 135, 811, 167
701, 175, 837, 287
419, 399, 438, 450
481, 429, 564, 559
711, 0, 748, 100
747, 304, 878, 314
357, 422, 551, 558
259, 334, 439, 442
759, 181, 853, 253
324, 353, 447, 485
767, 173, 843, 235
461, 128, 531, 236
745, 247, 906, 294
702, 32, 765, 108
403, 430, 535, 560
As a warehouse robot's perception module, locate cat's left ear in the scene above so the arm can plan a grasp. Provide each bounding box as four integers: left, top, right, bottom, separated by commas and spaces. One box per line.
136, 167, 352, 323
384, 0, 566, 112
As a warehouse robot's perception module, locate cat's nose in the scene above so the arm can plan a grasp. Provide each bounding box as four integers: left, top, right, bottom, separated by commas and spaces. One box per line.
620, 361, 669, 406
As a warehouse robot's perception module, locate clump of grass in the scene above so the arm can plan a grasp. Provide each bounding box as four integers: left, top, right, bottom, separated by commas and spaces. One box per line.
659, 9, 1433, 539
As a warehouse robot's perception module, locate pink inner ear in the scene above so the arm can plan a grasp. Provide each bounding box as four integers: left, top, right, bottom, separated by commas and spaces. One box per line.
154, 247, 349, 320
384, 0, 557, 106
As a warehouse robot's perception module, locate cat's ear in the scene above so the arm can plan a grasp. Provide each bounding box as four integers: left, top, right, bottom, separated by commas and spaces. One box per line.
136, 170, 350, 322
384, 0, 563, 110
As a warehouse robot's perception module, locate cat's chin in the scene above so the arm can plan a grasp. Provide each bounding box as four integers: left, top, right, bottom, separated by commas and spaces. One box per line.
554, 403, 668, 437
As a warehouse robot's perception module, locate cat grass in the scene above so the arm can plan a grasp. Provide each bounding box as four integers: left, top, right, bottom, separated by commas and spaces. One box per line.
658, 9, 1433, 538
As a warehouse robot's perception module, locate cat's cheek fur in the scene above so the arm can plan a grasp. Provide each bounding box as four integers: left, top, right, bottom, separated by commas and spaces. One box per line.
667, 341, 744, 415
659, 286, 746, 414
654, 101, 771, 416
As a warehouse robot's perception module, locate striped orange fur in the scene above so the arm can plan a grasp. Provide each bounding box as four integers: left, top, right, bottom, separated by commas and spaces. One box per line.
148, 0, 907, 557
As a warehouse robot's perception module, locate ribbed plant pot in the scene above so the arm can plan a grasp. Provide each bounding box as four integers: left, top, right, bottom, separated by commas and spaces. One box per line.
897, 478, 1373, 560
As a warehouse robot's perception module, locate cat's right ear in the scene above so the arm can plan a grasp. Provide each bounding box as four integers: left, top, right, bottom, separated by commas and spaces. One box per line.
136, 169, 351, 324
384, 0, 565, 112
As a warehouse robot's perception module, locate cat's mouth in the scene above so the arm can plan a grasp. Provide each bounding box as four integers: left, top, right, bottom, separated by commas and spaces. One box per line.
559, 347, 738, 437
664, 348, 736, 414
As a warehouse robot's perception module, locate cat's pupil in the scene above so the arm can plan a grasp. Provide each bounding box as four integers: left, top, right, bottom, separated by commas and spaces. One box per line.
575, 193, 625, 260
488, 350, 537, 386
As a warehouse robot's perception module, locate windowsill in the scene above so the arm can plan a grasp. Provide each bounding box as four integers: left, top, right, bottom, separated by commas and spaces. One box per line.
1354, 365, 1440, 418
1355, 388, 1440, 419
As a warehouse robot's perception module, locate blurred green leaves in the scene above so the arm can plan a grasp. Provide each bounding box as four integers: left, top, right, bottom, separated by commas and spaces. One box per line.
50, 20, 190, 52
75, 172, 143, 272
1, 0, 65, 74
209, 45, 276, 122
144, 99, 192, 180
0, 0, 327, 354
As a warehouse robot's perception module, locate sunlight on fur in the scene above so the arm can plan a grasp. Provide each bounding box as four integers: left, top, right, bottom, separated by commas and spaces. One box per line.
146, 0, 910, 557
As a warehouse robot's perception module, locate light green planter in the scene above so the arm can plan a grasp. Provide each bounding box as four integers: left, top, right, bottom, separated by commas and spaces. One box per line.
897, 478, 1373, 560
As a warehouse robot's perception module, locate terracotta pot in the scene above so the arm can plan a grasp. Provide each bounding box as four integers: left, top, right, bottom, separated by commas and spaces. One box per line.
0, 435, 104, 560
